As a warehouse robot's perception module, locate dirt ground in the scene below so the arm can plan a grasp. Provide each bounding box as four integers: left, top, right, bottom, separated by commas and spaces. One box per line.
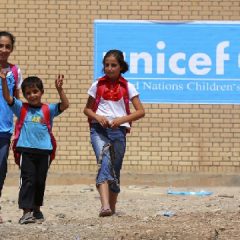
0, 170, 240, 240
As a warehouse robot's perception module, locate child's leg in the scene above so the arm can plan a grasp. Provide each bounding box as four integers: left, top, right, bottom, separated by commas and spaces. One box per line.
0, 138, 10, 224
109, 129, 126, 214
18, 152, 37, 224
32, 154, 49, 222
0, 138, 10, 198
109, 191, 118, 214
97, 181, 110, 210
90, 124, 114, 216
97, 181, 112, 217
34, 154, 50, 208
18, 152, 37, 211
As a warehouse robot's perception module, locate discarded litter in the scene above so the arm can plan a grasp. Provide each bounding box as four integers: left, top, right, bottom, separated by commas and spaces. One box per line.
167, 189, 213, 196
162, 211, 175, 217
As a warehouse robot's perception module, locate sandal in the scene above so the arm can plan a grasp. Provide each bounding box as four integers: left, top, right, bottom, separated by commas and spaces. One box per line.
99, 208, 112, 217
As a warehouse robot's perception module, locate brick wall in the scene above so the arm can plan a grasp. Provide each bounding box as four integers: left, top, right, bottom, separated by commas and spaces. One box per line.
1, 0, 240, 173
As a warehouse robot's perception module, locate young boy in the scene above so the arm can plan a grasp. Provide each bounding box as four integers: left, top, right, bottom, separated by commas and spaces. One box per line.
0, 73, 69, 224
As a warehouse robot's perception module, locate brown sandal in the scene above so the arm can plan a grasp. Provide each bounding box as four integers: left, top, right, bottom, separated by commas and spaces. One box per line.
99, 208, 112, 217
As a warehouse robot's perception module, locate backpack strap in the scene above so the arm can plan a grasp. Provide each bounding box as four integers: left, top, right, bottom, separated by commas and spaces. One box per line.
41, 104, 51, 130
15, 103, 29, 140
119, 78, 130, 115
87, 77, 106, 125
41, 104, 57, 161
9, 64, 19, 97
93, 80, 106, 112
119, 79, 131, 133
12, 103, 29, 165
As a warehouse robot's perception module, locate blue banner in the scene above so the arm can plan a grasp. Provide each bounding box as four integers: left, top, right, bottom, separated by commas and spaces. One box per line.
94, 20, 240, 104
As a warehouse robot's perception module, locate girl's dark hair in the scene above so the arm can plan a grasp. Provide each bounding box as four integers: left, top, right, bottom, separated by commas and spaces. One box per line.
0, 31, 15, 49
102, 49, 129, 74
21, 76, 44, 97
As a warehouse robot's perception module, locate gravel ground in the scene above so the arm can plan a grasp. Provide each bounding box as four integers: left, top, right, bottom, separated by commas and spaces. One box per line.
0, 171, 240, 240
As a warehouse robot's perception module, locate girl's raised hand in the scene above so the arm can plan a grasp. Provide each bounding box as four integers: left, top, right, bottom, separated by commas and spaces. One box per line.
0, 65, 7, 80
55, 74, 64, 90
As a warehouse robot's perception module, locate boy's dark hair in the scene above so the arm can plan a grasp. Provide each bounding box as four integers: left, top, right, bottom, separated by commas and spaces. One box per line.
0, 31, 15, 48
102, 49, 129, 74
21, 76, 44, 97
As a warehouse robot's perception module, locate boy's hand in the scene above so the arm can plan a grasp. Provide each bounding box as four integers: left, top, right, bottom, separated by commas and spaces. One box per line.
55, 74, 64, 91
55, 74, 69, 111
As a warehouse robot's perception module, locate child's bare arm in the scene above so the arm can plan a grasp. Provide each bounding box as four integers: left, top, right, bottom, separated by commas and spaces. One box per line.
55, 74, 69, 112
0, 70, 13, 105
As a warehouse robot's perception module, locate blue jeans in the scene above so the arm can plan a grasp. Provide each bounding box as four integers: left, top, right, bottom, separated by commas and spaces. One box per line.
90, 123, 126, 193
0, 138, 10, 197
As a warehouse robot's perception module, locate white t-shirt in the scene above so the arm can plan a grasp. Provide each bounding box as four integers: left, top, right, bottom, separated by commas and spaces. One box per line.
88, 81, 139, 128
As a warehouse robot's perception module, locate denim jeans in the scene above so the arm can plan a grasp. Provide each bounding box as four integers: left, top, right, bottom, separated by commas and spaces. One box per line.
0, 138, 10, 197
90, 123, 126, 193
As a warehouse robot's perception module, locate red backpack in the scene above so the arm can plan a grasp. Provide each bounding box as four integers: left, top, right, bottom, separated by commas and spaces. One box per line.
92, 75, 130, 113
90, 75, 131, 132
12, 103, 57, 166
